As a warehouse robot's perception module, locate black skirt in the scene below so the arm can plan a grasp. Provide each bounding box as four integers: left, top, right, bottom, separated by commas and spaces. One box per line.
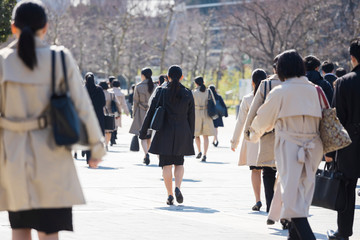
159, 155, 184, 167
8, 208, 73, 234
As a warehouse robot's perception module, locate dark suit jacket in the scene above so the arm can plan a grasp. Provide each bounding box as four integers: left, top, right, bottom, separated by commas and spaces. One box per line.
329, 64, 360, 178
306, 70, 334, 103
140, 83, 195, 156
324, 73, 337, 89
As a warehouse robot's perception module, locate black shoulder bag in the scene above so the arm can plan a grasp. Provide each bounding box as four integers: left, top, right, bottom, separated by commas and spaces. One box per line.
150, 88, 166, 131
50, 50, 89, 149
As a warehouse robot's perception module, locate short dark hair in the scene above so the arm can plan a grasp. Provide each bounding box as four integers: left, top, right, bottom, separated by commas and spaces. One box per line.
335, 67, 347, 78
277, 50, 306, 82
99, 81, 108, 90
112, 80, 120, 88
273, 54, 280, 71
304, 55, 321, 71
321, 61, 334, 73
350, 38, 360, 63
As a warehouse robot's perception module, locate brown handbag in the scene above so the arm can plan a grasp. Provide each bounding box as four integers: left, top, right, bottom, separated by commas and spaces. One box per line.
315, 86, 352, 154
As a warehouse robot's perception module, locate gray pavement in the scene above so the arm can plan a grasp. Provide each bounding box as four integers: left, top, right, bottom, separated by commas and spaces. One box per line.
0, 115, 359, 240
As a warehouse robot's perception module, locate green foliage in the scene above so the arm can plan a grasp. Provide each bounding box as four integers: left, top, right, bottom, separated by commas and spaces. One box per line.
0, 0, 16, 44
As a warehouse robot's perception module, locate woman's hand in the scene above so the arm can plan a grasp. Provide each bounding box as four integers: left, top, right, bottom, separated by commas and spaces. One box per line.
325, 156, 333, 162
231, 147, 236, 152
89, 158, 102, 168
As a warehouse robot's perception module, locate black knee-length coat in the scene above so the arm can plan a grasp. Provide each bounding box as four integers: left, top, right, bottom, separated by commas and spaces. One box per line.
327, 64, 360, 178
139, 83, 195, 156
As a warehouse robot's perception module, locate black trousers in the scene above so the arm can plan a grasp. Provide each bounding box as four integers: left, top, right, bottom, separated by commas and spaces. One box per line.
262, 167, 276, 212
288, 218, 315, 240
337, 178, 358, 237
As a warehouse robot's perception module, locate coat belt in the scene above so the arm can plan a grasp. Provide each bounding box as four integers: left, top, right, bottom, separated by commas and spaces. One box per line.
0, 115, 48, 132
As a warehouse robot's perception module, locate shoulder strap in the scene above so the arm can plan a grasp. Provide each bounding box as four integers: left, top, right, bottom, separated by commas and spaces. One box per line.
263, 81, 267, 103
269, 80, 272, 91
208, 89, 216, 104
51, 50, 56, 94
315, 85, 330, 109
60, 50, 69, 92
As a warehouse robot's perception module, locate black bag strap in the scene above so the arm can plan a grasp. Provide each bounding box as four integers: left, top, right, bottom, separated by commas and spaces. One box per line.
51, 50, 56, 94
263, 81, 267, 103
51, 50, 69, 95
60, 50, 69, 92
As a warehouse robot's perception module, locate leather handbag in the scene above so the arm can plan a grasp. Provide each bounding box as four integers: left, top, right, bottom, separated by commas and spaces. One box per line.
207, 89, 218, 119
312, 161, 347, 211
215, 98, 227, 117
50, 50, 89, 149
315, 86, 352, 154
104, 107, 115, 131
150, 88, 166, 131
111, 94, 118, 114
130, 135, 140, 152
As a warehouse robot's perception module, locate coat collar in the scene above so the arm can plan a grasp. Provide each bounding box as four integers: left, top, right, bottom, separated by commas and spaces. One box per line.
283, 76, 310, 85
352, 64, 360, 73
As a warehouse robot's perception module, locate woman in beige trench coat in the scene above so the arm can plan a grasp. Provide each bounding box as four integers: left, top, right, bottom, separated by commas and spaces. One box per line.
231, 69, 265, 211
129, 68, 155, 165
0, 1, 105, 240
193, 76, 215, 162
248, 50, 322, 240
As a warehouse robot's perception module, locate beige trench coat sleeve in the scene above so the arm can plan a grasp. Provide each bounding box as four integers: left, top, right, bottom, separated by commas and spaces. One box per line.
249, 88, 281, 143
243, 82, 265, 141
132, 85, 140, 118
63, 49, 105, 159
118, 94, 129, 115
230, 95, 250, 149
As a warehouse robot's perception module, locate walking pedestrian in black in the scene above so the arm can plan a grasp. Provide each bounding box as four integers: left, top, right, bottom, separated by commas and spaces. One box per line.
326, 38, 360, 240
209, 85, 228, 147
139, 65, 195, 205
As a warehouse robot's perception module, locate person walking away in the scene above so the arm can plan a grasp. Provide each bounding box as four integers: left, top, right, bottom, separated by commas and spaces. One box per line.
248, 50, 323, 240
127, 84, 135, 117
148, 74, 169, 106
129, 67, 155, 165
243, 56, 281, 226
326, 38, 360, 240
321, 60, 337, 88
209, 85, 228, 147
304, 55, 333, 103
231, 69, 265, 211
139, 65, 195, 205
82, 72, 106, 165
108, 80, 130, 145
193, 76, 215, 162
335, 67, 347, 78
99, 81, 122, 149
0, 1, 106, 240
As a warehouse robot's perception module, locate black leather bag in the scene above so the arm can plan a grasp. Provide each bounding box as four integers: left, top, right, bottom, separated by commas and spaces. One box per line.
207, 90, 218, 119
150, 89, 166, 131
215, 98, 227, 117
111, 94, 118, 114
104, 114, 115, 130
311, 161, 347, 211
50, 50, 89, 149
130, 135, 140, 152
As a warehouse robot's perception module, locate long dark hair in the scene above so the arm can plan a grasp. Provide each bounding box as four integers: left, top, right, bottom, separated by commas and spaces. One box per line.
167, 65, 182, 102
251, 69, 267, 95
12, 0, 47, 70
141, 67, 154, 94
194, 76, 206, 92
209, 85, 219, 99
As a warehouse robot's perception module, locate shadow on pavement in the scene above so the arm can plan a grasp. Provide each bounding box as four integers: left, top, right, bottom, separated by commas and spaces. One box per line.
248, 211, 268, 216
157, 205, 219, 214
88, 166, 120, 170
160, 178, 202, 183
269, 227, 287, 237
133, 164, 159, 168
202, 161, 229, 165
314, 232, 328, 240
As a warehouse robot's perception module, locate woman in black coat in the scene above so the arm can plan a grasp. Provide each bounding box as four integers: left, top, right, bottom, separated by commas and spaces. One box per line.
81, 72, 106, 163
140, 65, 195, 205
209, 85, 228, 147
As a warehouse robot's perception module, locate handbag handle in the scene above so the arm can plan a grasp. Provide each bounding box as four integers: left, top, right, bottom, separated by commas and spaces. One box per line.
315, 85, 330, 109
208, 89, 216, 104
51, 50, 69, 95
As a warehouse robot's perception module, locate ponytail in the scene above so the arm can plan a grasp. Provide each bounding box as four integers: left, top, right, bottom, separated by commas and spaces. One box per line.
141, 67, 154, 94
12, 0, 47, 70
147, 78, 154, 94
194, 76, 206, 92
18, 26, 37, 70
168, 65, 182, 102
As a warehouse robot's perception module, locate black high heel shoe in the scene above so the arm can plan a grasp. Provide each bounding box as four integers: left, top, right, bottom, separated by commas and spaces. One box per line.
280, 219, 290, 230
167, 195, 174, 205
252, 201, 262, 211
143, 153, 150, 165
196, 152, 202, 159
175, 187, 183, 204
201, 155, 207, 162
213, 140, 219, 147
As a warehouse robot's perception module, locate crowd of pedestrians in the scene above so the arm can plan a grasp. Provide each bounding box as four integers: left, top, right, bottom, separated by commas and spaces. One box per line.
0, 1, 360, 240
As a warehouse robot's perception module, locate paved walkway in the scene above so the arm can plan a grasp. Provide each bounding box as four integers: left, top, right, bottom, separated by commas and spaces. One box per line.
0, 115, 359, 240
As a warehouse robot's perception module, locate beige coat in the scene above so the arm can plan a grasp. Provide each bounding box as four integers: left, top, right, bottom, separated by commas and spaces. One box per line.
0, 39, 105, 211
109, 88, 129, 128
231, 92, 259, 166
249, 76, 323, 220
244, 75, 282, 167
193, 87, 215, 137
129, 79, 154, 135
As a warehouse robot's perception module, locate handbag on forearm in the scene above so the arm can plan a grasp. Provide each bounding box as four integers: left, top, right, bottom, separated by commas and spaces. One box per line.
150, 88, 166, 131
315, 86, 351, 154
50, 50, 89, 149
